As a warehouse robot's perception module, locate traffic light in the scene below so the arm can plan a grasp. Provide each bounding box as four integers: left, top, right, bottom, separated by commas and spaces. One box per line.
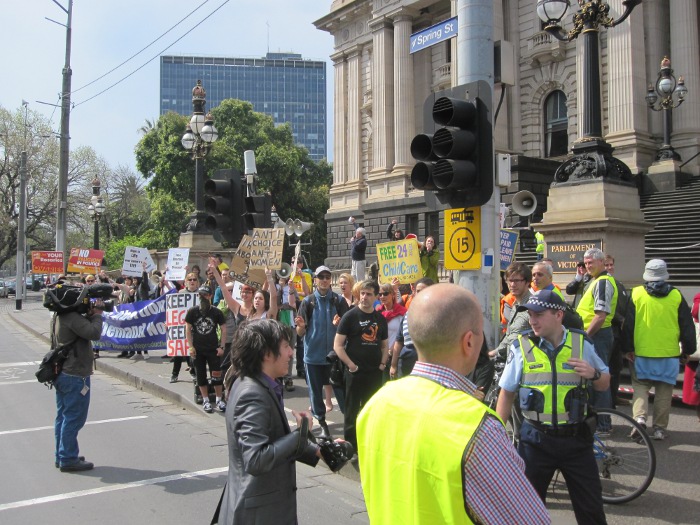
410, 80, 493, 208
244, 194, 272, 232
204, 168, 244, 246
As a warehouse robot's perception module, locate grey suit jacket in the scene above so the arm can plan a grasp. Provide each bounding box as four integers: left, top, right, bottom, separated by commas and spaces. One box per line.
217, 374, 319, 524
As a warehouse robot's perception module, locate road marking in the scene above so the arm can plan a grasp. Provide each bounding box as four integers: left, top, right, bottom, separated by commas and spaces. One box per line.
0, 466, 227, 511
283, 406, 338, 426
0, 379, 36, 386
0, 361, 41, 368
0, 416, 148, 436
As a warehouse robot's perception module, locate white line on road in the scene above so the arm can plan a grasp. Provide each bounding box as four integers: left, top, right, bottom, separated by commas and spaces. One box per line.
0, 466, 227, 512
283, 406, 338, 426
0, 379, 37, 386
0, 361, 40, 367
0, 416, 148, 436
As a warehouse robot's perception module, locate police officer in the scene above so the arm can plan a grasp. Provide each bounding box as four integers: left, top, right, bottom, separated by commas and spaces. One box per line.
496, 290, 610, 525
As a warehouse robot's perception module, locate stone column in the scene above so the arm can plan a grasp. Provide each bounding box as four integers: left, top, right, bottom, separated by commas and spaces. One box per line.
332, 52, 347, 186
643, 0, 669, 145
392, 14, 414, 170
347, 47, 362, 182
670, 0, 700, 173
370, 18, 395, 175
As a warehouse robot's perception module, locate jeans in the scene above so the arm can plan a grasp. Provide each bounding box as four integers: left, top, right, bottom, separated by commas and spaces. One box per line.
55, 373, 91, 467
590, 327, 614, 411
306, 363, 331, 420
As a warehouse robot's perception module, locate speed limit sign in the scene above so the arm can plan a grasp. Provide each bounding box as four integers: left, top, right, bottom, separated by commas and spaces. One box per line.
443, 207, 481, 270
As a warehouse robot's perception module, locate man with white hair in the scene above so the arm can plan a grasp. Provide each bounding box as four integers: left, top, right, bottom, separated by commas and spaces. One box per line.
628, 259, 695, 440
349, 222, 367, 281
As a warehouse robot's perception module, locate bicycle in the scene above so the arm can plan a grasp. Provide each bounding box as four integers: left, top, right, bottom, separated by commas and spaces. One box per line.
483, 360, 522, 446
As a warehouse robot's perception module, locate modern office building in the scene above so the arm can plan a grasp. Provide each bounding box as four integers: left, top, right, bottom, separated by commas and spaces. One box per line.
160, 53, 327, 161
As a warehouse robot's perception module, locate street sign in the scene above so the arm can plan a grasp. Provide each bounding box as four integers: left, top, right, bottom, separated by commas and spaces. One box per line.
444, 207, 481, 270
410, 17, 458, 54
547, 240, 603, 273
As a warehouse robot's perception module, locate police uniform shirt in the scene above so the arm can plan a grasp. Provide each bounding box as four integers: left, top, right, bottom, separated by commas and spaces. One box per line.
499, 328, 609, 394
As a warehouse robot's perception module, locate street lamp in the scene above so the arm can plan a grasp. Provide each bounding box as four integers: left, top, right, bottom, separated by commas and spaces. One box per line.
87, 177, 105, 250
536, 0, 642, 184
181, 79, 218, 233
646, 56, 688, 161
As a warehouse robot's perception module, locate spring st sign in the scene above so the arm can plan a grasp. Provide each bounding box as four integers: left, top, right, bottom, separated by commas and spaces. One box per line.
410, 17, 458, 54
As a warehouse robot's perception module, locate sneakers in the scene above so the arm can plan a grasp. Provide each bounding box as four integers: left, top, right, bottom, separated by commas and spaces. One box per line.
60, 460, 94, 472
143, 352, 149, 360
170, 375, 178, 383
217, 400, 227, 412
652, 427, 667, 441
284, 377, 295, 392
630, 417, 647, 442
203, 401, 213, 413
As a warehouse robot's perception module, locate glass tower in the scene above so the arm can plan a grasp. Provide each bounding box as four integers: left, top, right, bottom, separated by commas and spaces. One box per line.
160, 53, 327, 161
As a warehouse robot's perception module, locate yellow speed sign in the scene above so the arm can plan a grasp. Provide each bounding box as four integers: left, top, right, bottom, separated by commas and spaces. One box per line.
444, 207, 481, 270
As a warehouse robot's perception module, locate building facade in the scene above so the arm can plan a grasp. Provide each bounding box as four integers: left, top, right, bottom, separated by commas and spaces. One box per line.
315, 0, 700, 268
160, 53, 327, 161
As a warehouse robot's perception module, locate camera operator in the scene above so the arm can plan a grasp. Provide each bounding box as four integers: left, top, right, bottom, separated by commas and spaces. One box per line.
52, 296, 105, 472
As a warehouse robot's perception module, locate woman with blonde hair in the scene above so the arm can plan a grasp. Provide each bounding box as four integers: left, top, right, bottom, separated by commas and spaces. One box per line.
338, 273, 356, 308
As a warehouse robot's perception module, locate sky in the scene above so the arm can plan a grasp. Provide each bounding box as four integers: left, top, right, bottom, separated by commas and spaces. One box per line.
2, 0, 336, 172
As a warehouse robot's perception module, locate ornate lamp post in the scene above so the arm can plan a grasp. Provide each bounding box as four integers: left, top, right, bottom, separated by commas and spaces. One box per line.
181, 80, 219, 233
87, 177, 105, 250
646, 56, 688, 161
536, 0, 641, 184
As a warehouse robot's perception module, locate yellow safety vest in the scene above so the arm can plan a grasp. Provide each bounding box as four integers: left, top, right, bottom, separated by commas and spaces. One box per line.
576, 274, 618, 330
357, 376, 499, 524
535, 232, 545, 253
631, 286, 682, 358
517, 331, 585, 426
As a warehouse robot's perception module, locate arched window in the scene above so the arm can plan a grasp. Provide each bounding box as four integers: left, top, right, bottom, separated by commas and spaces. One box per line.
544, 90, 568, 158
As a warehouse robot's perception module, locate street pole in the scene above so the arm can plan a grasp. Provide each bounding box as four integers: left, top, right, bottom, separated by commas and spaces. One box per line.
456, 0, 499, 347
16, 151, 27, 311
55, 0, 73, 272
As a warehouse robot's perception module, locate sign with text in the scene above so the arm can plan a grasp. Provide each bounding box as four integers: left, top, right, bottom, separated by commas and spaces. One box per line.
31, 251, 64, 274
499, 229, 520, 271
67, 248, 105, 273
376, 239, 422, 284
248, 228, 284, 270
165, 291, 200, 356
122, 246, 156, 277
229, 235, 267, 289
166, 248, 190, 281
410, 16, 458, 54
547, 240, 603, 273
444, 207, 481, 270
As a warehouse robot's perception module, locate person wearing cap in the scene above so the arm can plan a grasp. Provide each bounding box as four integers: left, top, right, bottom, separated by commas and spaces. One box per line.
295, 265, 350, 438
185, 284, 227, 413
497, 289, 610, 524
627, 259, 696, 441
349, 222, 367, 281
290, 256, 313, 378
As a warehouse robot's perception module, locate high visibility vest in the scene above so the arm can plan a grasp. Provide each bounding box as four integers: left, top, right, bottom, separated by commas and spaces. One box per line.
517, 331, 585, 426
576, 274, 618, 330
535, 232, 545, 253
358, 376, 498, 524
500, 293, 516, 332
631, 286, 682, 358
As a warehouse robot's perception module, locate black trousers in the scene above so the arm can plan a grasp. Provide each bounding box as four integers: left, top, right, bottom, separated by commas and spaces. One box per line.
343, 368, 383, 451
518, 420, 607, 525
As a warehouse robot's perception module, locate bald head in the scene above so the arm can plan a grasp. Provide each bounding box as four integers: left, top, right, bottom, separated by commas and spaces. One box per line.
408, 284, 483, 373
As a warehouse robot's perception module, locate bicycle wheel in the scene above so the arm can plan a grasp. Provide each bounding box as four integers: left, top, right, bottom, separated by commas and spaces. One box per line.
594, 408, 656, 504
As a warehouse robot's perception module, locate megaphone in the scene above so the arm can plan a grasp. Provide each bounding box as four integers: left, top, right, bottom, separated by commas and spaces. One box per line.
272, 217, 286, 229
276, 262, 292, 279
285, 218, 296, 237
512, 190, 537, 217
293, 219, 313, 236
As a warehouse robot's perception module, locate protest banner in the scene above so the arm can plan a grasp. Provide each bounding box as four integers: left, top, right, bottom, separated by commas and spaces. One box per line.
500, 229, 520, 271
31, 251, 64, 274
248, 228, 284, 270
166, 248, 190, 281
376, 238, 422, 284
67, 248, 105, 273
165, 291, 200, 356
229, 235, 267, 288
122, 246, 156, 277
93, 292, 171, 352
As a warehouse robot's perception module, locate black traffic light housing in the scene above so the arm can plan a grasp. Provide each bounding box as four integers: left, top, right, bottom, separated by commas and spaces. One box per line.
244, 194, 272, 233
411, 80, 493, 208
204, 168, 244, 246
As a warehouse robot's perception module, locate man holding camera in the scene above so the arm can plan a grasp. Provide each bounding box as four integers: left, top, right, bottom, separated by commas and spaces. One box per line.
52, 296, 105, 472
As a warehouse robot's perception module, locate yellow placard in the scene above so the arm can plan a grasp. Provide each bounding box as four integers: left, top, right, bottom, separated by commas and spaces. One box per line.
444, 207, 481, 270
376, 239, 422, 284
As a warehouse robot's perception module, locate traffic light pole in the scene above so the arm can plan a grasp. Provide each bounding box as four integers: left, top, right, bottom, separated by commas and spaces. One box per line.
456, 0, 500, 348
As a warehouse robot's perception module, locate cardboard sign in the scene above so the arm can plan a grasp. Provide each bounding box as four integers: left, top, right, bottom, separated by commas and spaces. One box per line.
229, 235, 267, 289
165, 292, 200, 356
376, 239, 422, 284
500, 229, 520, 271
122, 246, 156, 277
67, 248, 105, 273
166, 248, 190, 281
31, 251, 64, 274
248, 228, 284, 270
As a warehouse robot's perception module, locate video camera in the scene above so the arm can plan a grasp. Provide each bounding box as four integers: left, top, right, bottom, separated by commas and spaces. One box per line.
43, 283, 115, 315
307, 432, 354, 472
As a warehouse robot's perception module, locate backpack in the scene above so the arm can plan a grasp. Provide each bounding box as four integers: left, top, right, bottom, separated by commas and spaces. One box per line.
36, 342, 76, 388
302, 291, 345, 323
563, 304, 584, 331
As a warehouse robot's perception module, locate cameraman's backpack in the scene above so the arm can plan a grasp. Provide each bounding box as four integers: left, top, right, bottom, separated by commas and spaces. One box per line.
36, 342, 77, 388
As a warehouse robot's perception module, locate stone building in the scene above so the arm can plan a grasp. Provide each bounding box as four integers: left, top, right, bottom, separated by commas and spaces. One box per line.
314, 0, 700, 270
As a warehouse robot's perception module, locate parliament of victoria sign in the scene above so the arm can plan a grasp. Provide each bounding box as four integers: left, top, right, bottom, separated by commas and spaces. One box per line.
547, 240, 603, 273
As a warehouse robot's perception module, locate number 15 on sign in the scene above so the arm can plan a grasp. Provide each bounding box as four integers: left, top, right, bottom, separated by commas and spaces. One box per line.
444, 207, 481, 270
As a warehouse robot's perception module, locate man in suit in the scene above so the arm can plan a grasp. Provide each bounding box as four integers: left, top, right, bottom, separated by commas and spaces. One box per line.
214, 319, 321, 524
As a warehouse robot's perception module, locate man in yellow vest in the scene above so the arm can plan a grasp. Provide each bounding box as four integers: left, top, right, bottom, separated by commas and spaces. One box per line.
497, 290, 610, 524
575, 247, 617, 411
534, 230, 545, 260
357, 284, 549, 524
628, 259, 696, 440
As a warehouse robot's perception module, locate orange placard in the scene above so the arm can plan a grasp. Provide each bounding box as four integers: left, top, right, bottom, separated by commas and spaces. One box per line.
31, 251, 64, 273
67, 248, 104, 273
